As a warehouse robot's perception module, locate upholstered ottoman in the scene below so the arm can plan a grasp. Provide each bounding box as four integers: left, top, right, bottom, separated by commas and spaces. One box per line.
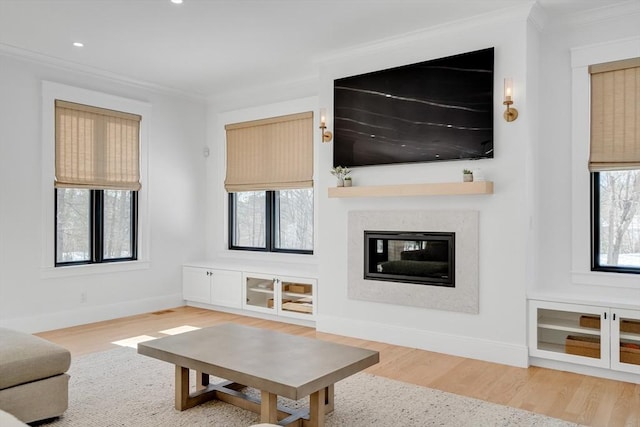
0, 328, 71, 423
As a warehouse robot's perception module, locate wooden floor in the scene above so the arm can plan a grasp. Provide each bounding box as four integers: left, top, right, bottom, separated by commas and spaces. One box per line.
37, 306, 640, 427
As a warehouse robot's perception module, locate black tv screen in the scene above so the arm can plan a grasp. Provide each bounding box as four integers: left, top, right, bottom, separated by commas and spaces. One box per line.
333, 47, 494, 167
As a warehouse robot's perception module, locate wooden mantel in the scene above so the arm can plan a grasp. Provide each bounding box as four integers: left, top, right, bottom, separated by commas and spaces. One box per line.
327, 181, 494, 198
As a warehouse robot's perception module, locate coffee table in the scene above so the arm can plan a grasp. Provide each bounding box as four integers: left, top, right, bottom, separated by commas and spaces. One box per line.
137, 323, 379, 427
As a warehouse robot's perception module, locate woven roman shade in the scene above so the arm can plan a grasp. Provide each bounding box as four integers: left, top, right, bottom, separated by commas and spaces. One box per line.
55, 100, 142, 191
224, 111, 313, 192
589, 57, 640, 171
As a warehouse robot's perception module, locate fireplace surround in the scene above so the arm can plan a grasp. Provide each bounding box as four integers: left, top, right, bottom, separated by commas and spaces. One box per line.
348, 210, 479, 314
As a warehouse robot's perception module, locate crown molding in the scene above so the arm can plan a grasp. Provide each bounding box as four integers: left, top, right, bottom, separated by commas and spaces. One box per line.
549, 0, 640, 30
0, 43, 206, 102
314, 2, 535, 66
571, 35, 640, 68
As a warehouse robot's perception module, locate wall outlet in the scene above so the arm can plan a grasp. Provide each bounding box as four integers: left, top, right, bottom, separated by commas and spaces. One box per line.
80, 291, 87, 303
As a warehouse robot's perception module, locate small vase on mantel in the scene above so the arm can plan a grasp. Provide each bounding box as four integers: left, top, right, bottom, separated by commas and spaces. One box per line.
344, 177, 352, 187
463, 169, 474, 182
331, 166, 351, 188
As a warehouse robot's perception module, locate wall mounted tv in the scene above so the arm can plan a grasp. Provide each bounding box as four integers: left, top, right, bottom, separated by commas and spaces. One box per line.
333, 47, 494, 167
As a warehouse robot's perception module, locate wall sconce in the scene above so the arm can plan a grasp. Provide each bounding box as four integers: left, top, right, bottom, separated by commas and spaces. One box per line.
503, 78, 518, 122
319, 108, 333, 143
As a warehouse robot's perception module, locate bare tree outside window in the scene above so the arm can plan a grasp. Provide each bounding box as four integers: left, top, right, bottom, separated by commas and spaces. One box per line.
103, 190, 133, 259
597, 170, 640, 268
56, 188, 137, 265
230, 189, 313, 253
275, 189, 313, 251
233, 191, 266, 248
56, 188, 90, 263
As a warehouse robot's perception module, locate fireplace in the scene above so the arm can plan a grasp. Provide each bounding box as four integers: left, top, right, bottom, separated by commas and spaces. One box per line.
349, 211, 478, 313
364, 231, 455, 287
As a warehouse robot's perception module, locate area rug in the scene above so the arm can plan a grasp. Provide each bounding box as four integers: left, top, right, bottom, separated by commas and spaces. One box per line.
38, 347, 578, 427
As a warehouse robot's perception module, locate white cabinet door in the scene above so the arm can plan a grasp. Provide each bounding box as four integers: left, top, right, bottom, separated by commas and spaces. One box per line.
182, 267, 211, 304
210, 270, 242, 308
611, 308, 640, 374
529, 300, 609, 368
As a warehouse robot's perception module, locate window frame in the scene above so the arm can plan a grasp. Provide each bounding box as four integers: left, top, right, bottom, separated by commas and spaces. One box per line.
228, 191, 313, 255
569, 38, 640, 288
54, 189, 138, 266
590, 172, 640, 275
41, 81, 151, 277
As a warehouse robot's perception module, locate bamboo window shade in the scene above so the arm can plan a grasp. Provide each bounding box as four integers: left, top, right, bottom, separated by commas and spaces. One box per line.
224, 111, 313, 192
55, 100, 142, 191
589, 57, 640, 171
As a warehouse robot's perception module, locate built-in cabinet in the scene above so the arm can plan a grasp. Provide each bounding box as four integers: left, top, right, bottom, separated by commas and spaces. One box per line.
243, 272, 316, 320
182, 264, 317, 323
182, 267, 242, 308
529, 300, 640, 375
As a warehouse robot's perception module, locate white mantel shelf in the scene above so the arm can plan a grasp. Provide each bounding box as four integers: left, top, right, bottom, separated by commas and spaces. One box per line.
327, 181, 494, 198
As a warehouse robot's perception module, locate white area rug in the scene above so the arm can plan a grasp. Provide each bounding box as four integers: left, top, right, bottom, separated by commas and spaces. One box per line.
39, 347, 578, 427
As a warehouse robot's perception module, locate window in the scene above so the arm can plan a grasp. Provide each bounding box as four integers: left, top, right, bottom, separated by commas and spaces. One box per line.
54, 99, 141, 266
229, 188, 313, 254
56, 189, 137, 265
592, 171, 640, 273
589, 57, 640, 274
224, 111, 314, 255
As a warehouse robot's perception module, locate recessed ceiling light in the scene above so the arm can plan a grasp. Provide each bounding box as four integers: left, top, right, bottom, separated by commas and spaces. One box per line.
73, 42, 84, 47
171, 0, 183, 4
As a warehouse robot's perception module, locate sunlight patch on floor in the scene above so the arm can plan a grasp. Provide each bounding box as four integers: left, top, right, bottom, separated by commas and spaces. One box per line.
111, 335, 157, 348
159, 325, 201, 335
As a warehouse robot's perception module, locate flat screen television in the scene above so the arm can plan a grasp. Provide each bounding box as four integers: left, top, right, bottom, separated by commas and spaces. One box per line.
333, 47, 494, 167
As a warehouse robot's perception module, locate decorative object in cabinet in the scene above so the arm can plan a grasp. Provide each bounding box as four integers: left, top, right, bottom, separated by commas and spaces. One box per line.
621, 319, 640, 334
565, 335, 600, 358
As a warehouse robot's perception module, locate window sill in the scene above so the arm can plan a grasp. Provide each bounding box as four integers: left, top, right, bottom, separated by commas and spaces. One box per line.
211, 251, 319, 277
41, 260, 150, 279
571, 270, 639, 289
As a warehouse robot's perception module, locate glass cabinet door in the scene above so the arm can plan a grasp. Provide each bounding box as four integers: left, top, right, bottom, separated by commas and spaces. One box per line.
611, 309, 640, 374
244, 274, 276, 313
280, 278, 314, 318
529, 300, 609, 368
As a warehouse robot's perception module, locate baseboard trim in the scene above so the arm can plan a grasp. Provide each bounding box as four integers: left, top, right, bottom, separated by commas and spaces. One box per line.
0, 294, 184, 333
316, 315, 529, 368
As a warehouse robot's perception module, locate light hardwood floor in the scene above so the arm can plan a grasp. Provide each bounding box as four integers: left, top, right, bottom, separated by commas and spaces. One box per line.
36, 306, 640, 426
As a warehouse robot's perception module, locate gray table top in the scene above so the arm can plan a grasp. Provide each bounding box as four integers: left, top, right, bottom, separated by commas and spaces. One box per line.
137, 323, 379, 400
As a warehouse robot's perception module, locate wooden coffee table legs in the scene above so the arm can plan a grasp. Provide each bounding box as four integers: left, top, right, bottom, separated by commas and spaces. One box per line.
260, 390, 278, 423
308, 388, 325, 427
260, 386, 333, 427
174, 365, 335, 426
175, 366, 219, 410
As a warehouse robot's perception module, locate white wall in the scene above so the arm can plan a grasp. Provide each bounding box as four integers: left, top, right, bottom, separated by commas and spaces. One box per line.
0, 54, 208, 332
534, 6, 640, 302
206, 5, 538, 367
315, 7, 535, 367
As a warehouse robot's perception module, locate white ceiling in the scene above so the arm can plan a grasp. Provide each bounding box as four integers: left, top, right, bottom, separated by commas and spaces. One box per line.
0, 0, 631, 98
